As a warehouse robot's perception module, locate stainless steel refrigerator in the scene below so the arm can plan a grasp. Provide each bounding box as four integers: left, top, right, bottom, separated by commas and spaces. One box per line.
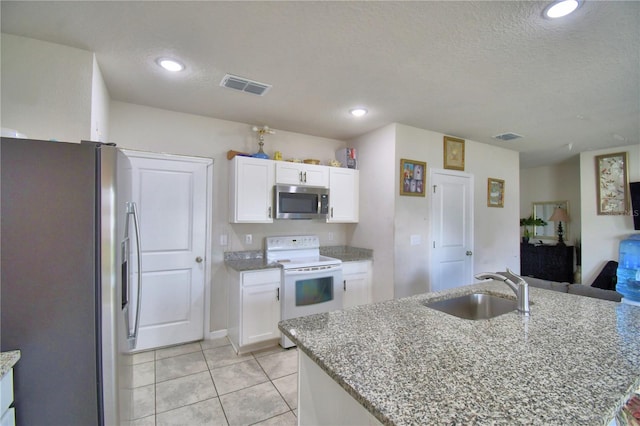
1, 137, 142, 425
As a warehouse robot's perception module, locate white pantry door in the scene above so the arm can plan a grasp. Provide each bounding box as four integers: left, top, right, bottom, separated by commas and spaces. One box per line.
125, 150, 211, 351
430, 169, 474, 292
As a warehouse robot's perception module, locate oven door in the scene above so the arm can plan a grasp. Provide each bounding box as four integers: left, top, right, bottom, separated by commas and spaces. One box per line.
281, 264, 343, 347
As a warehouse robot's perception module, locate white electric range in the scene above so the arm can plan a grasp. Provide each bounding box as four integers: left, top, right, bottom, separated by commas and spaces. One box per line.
265, 235, 343, 348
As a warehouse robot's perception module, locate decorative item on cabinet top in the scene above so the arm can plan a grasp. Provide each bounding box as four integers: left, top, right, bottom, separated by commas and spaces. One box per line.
251, 125, 274, 159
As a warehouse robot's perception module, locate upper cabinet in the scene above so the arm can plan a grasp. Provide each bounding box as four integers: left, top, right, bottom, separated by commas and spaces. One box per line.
328, 167, 359, 223
229, 156, 274, 223
275, 162, 329, 187
229, 156, 358, 223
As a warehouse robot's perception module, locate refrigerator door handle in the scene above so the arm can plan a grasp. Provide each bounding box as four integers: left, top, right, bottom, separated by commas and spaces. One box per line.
126, 201, 143, 350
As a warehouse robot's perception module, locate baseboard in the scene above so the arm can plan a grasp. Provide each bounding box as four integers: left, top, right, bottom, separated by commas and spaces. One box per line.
207, 329, 228, 340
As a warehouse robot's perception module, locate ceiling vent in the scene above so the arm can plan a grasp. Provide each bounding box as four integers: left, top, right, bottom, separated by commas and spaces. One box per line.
493, 132, 523, 141
220, 74, 271, 96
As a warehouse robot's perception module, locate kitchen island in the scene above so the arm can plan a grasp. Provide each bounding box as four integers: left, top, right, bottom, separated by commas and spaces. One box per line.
279, 282, 640, 425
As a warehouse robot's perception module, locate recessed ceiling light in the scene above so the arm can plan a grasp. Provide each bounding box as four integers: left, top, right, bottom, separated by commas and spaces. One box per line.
544, 0, 581, 19
350, 108, 368, 117
156, 58, 185, 72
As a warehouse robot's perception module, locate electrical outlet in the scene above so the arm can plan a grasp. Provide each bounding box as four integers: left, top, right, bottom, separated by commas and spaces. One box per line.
410, 234, 421, 246
245, 234, 252, 245
328, 232, 334, 241
219, 233, 228, 246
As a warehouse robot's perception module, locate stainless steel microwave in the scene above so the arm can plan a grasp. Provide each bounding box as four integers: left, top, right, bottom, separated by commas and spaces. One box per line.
274, 185, 329, 220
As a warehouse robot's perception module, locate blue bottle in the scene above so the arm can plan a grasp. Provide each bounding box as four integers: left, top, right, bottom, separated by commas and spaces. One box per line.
616, 234, 640, 304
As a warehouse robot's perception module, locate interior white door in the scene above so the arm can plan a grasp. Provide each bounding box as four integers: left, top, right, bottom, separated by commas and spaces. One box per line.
430, 169, 474, 292
125, 150, 210, 351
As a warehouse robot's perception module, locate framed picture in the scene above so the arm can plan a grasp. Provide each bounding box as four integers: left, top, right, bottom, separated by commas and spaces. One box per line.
400, 158, 426, 196
487, 178, 505, 208
595, 152, 629, 215
443, 136, 465, 171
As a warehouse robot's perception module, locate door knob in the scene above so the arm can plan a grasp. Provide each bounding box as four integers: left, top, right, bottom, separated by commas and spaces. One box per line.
466, 251, 473, 256
196, 256, 203, 263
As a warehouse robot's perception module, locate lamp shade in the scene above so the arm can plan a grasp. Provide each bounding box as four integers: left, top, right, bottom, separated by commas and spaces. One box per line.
549, 207, 569, 222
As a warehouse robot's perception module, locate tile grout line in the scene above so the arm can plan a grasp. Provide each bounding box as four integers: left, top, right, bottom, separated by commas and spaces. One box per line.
136, 339, 297, 425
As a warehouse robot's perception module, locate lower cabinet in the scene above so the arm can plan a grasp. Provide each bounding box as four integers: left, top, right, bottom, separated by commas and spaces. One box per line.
0, 369, 15, 426
343, 260, 372, 309
520, 243, 574, 283
228, 268, 281, 353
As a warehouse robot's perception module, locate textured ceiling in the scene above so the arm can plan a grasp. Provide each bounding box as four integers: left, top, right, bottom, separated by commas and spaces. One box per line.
1, 1, 638, 168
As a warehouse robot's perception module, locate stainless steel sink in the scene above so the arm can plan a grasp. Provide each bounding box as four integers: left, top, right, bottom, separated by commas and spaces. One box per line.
423, 293, 517, 320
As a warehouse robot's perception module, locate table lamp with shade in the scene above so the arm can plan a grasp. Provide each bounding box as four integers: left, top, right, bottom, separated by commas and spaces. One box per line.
549, 207, 570, 245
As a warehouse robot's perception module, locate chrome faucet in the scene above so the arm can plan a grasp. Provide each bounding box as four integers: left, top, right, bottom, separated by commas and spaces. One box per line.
474, 268, 530, 316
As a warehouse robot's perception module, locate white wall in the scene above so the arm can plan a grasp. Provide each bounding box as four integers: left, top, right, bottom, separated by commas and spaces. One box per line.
1, 34, 93, 141
520, 157, 581, 244
466, 141, 521, 274
350, 123, 520, 300
394, 125, 442, 297
349, 124, 397, 302
580, 144, 640, 285
90, 54, 110, 142
108, 101, 349, 333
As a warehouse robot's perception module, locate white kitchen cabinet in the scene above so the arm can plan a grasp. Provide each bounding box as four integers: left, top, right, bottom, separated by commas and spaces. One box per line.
342, 260, 372, 309
228, 268, 281, 353
0, 369, 15, 426
328, 167, 359, 223
229, 156, 275, 223
275, 162, 329, 187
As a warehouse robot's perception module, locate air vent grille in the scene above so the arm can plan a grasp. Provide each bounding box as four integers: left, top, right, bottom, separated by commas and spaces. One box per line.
493, 132, 523, 141
220, 74, 271, 96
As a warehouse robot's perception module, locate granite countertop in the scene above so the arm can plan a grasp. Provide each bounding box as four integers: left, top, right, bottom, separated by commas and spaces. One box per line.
225, 246, 373, 271
0, 350, 21, 379
320, 245, 373, 262
279, 282, 640, 425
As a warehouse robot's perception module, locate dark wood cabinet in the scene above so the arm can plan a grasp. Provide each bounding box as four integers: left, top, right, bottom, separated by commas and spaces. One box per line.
520, 243, 574, 283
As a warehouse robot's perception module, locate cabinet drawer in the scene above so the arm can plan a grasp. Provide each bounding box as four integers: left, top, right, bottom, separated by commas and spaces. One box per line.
0, 369, 13, 417
242, 269, 281, 287
342, 261, 370, 275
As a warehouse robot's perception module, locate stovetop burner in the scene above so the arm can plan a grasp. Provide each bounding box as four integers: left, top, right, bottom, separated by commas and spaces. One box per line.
265, 235, 341, 269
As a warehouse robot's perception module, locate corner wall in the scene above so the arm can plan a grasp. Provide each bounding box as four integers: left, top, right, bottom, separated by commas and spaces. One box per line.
349, 124, 397, 302
351, 123, 520, 300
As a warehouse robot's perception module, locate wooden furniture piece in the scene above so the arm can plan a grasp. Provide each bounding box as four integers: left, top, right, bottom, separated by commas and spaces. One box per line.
520, 243, 574, 283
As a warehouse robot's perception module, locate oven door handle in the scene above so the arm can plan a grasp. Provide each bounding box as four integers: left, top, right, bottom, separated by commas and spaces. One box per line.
285, 265, 342, 276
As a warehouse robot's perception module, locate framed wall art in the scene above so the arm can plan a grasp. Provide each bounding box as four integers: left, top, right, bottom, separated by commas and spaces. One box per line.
595, 152, 629, 215
487, 178, 505, 208
443, 136, 465, 171
400, 158, 426, 196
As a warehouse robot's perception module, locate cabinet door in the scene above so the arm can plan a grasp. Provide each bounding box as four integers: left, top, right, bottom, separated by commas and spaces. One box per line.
302, 164, 329, 187
242, 283, 280, 345
230, 157, 274, 223
342, 261, 372, 308
328, 168, 359, 223
275, 163, 329, 187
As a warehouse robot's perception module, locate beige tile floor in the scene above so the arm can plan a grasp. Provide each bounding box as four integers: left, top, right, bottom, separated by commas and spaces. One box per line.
130, 337, 298, 426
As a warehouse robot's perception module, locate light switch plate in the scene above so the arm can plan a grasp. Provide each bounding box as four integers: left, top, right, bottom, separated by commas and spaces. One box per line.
410, 234, 421, 246
245, 234, 253, 244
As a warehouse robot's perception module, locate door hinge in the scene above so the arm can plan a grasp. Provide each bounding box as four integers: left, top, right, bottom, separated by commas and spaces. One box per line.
433, 185, 437, 193
433, 241, 436, 248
